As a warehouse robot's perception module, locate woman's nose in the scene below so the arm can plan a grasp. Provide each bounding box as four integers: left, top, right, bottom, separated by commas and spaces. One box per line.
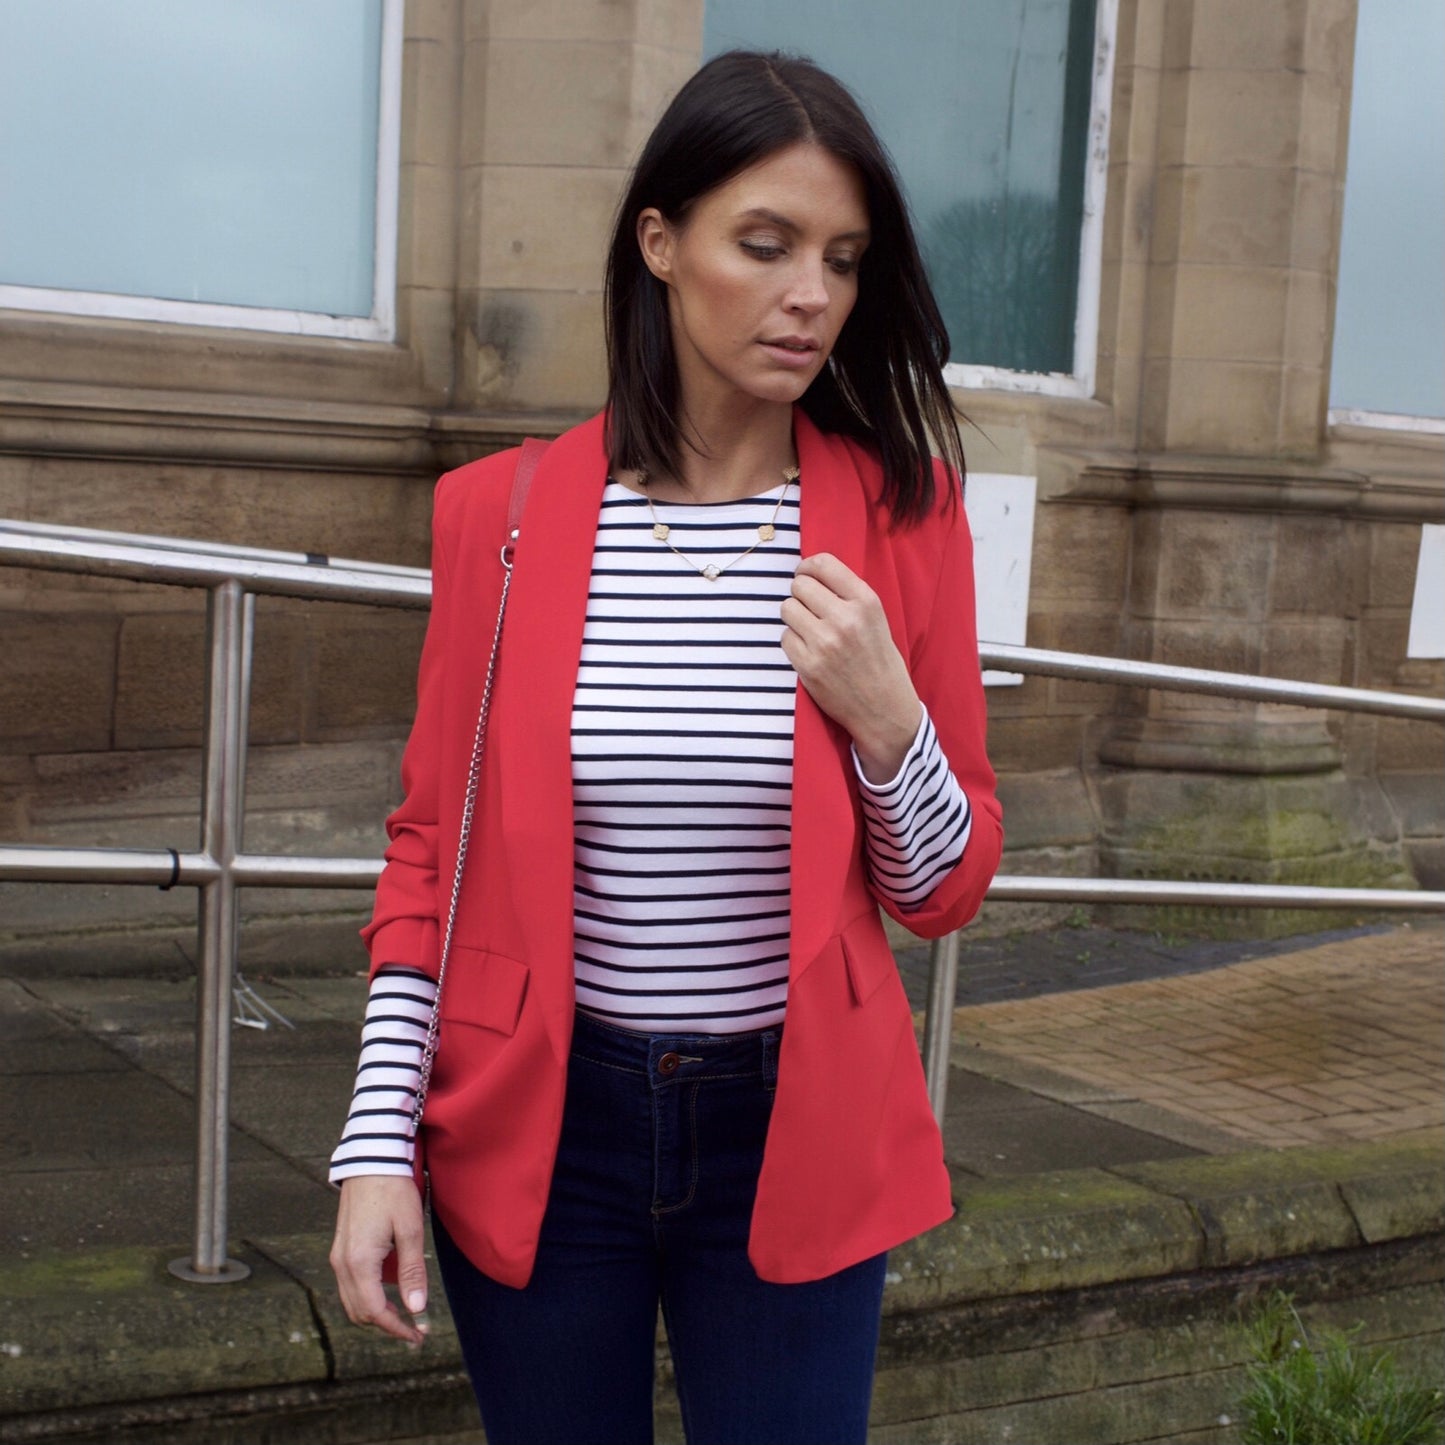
785, 260, 831, 313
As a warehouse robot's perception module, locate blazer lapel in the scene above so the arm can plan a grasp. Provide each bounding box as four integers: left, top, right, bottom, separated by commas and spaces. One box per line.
789, 414, 874, 980
495, 415, 608, 1063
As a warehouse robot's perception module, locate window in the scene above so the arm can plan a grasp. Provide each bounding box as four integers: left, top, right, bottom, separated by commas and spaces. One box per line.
702, 0, 1114, 394
0, 0, 402, 340
1329, 0, 1445, 430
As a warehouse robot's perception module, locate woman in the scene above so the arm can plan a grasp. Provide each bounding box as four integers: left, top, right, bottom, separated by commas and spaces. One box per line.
330, 49, 1002, 1445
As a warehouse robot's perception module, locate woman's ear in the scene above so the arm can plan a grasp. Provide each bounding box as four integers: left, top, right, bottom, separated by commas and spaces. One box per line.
637, 208, 674, 284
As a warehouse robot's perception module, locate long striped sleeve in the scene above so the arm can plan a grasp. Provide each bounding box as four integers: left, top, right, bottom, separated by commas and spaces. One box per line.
328, 965, 435, 1182
853, 704, 972, 912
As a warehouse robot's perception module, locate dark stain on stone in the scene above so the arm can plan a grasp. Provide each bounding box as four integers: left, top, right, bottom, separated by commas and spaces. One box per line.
470, 298, 530, 382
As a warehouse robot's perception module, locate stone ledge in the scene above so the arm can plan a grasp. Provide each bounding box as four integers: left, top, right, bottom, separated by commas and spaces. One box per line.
1112, 1133, 1445, 1265
0, 1367, 478, 1445
889, 1169, 1202, 1307
870, 1247, 1443, 1445
247, 1234, 465, 1385
0, 380, 589, 476
1, 1136, 1440, 1437
0, 1244, 324, 1418
1046, 447, 1445, 521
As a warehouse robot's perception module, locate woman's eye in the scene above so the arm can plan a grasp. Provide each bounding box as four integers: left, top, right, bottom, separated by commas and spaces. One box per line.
827, 255, 858, 276
740, 240, 784, 260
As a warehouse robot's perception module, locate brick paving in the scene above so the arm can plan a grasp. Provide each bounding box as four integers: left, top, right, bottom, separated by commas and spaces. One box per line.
950, 922, 1444, 1148
895, 919, 1396, 1009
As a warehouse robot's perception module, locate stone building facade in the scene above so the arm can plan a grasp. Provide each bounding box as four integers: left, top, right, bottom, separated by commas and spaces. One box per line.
1, 0, 1440, 971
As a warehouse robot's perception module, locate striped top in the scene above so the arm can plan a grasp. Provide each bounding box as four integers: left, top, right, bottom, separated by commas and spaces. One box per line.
330, 478, 972, 1181
570, 479, 801, 1032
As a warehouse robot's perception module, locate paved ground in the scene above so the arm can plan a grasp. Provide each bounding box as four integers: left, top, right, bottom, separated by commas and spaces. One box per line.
892, 918, 1406, 1007
945, 922, 1443, 1153
3, 919, 1439, 1262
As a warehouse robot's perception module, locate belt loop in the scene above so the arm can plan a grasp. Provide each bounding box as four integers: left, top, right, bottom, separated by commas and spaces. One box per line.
763, 1029, 781, 1090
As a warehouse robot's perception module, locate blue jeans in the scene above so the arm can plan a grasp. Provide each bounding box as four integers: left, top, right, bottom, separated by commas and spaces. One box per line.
432, 1007, 888, 1445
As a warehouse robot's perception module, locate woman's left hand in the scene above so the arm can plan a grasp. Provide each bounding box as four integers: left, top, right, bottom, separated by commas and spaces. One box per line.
781, 552, 922, 784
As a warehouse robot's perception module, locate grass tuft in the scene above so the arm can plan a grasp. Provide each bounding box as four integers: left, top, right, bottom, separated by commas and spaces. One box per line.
1236, 1291, 1444, 1445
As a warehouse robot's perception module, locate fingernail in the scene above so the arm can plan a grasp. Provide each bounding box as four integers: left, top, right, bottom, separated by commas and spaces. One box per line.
412, 1310, 431, 1334
406, 1290, 426, 1312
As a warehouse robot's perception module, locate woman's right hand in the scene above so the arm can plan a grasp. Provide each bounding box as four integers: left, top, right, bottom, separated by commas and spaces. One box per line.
330, 1175, 431, 1346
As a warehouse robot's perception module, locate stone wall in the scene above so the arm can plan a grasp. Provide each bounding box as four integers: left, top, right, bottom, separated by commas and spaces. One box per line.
860, 1136, 1444, 1443
2, 0, 1441, 969
4, 1136, 1440, 1444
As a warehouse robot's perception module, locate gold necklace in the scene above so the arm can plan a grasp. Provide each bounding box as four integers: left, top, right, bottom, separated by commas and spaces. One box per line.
642, 467, 799, 582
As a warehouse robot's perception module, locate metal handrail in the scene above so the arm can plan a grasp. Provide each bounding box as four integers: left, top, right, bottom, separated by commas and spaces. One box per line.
3, 517, 1443, 1283
5, 843, 1444, 912
0, 518, 433, 578
978, 642, 1445, 722
0, 521, 429, 606
7, 520, 1444, 718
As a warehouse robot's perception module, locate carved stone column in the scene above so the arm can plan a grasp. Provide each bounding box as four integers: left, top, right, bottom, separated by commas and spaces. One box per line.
1087, 0, 1420, 929
1089, 464, 1415, 933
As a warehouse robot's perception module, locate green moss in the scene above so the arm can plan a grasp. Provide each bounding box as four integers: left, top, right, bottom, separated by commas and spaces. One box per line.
1123, 1137, 1444, 1194
1126, 805, 1406, 875
0, 1246, 165, 1301
1102, 792, 1417, 940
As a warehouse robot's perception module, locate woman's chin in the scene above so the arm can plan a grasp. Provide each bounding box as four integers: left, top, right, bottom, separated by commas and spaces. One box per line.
743, 369, 822, 408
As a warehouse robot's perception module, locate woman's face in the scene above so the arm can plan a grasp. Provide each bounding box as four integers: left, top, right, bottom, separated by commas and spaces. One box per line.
638, 142, 870, 417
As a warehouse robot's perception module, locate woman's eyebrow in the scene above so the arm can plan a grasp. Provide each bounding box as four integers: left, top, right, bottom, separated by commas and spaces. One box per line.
737, 207, 870, 243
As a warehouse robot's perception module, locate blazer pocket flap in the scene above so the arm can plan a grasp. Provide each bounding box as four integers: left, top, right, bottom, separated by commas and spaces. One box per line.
440, 946, 530, 1036
841, 929, 896, 1007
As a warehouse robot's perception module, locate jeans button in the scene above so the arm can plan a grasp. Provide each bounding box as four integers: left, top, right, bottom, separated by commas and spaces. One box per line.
658, 1051, 680, 1075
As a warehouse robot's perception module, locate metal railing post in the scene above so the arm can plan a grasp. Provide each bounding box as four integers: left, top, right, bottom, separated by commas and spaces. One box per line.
169, 581, 254, 1284
923, 931, 962, 1125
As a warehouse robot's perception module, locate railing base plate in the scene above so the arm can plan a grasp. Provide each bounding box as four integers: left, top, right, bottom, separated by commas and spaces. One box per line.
167, 1256, 252, 1285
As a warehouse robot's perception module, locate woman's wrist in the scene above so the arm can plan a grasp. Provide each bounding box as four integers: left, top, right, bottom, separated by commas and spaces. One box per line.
851, 698, 924, 785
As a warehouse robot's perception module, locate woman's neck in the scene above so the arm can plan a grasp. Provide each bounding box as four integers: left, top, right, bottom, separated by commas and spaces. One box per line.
624, 400, 798, 504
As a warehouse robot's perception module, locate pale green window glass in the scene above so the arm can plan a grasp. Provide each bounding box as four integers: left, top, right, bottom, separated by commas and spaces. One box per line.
1331, 0, 1445, 421
0, 0, 384, 319
702, 0, 1098, 376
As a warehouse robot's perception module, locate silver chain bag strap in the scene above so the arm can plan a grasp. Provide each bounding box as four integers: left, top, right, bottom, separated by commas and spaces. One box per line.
408, 437, 548, 1135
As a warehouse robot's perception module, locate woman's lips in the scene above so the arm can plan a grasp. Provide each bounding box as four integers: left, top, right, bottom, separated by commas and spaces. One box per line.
759, 339, 821, 369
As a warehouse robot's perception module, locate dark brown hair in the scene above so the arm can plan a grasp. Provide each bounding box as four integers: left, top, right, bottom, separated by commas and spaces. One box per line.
603, 50, 965, 525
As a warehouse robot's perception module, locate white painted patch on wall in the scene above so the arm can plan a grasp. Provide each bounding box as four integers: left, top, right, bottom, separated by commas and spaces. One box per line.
1407, 523, 1445, 659
963, 473, 1038, 686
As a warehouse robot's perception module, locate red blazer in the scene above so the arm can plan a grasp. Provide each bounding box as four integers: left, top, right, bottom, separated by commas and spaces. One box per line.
363, 410, 1003, 1287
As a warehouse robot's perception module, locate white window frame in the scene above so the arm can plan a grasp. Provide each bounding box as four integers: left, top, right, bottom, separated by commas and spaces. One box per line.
0, 0, 404, 342
942, 0, 1116, 400
1327, 408, 1445, 437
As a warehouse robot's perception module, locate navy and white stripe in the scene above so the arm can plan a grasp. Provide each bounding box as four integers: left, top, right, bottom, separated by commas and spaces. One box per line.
855, 712, 972, 908
330, 476, 974, 1181
329, 966, 433, 1180
569, 481, 801, 1033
